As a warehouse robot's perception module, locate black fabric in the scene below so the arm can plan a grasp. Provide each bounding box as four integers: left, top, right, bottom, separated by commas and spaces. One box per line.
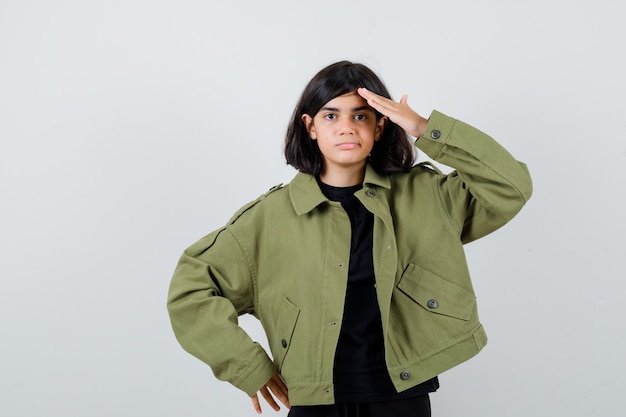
318, 181, 439, 404
288, 394, 432, 417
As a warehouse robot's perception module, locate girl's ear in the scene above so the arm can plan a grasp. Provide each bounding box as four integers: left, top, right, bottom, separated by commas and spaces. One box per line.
301, 114, 317, 139
375, 116, 387, 141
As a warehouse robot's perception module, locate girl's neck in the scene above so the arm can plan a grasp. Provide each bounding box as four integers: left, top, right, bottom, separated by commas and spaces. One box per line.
319, 165, 365, 187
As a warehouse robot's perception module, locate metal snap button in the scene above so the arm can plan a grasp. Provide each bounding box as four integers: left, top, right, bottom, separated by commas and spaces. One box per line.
366, 189, 376, 198
430, 130, 441, 139
427, 299, 439, 309
400, 370, 411, 380
281, 339, 287, 348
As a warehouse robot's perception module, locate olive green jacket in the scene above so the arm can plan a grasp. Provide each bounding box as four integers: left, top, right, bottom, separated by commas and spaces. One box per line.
167, 110, 532, 406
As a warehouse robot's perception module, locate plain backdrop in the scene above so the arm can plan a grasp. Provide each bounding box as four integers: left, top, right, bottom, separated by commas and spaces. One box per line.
1, 0, 625, 416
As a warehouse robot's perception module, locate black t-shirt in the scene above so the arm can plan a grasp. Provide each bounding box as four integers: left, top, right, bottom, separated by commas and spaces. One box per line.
318, 181, 439, 403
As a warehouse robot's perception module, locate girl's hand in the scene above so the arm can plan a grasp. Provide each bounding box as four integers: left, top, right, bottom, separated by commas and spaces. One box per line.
357, 87, 429, 138
251, 371, 290, 414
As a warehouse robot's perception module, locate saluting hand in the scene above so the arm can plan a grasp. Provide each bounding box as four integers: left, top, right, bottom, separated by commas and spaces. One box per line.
251, 371, 290, 414
357, 87, 429, 139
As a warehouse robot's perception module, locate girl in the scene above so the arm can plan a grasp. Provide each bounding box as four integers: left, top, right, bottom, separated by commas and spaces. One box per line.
167, 61, 532, 416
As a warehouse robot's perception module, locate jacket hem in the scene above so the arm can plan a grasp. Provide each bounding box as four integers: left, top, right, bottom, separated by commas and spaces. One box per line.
285, 325, 487, 406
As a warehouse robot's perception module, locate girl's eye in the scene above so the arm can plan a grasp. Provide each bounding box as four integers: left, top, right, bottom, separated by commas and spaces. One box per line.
323, 114, 336, 120
354, 114, 367, 121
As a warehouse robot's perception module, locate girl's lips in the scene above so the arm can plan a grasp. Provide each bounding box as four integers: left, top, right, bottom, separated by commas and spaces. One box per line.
337, 142, 358, 150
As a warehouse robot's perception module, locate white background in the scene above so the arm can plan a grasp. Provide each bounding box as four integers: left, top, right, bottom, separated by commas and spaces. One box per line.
1, 0, 625, 416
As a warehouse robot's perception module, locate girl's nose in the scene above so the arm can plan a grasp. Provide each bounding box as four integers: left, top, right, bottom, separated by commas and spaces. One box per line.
338, 119, 355, 134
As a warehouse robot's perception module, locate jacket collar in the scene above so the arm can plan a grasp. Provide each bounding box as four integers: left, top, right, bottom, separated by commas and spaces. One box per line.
289, 164, 391, 215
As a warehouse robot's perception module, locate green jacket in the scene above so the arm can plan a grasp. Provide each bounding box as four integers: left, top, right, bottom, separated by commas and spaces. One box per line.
167, 110, 532, 406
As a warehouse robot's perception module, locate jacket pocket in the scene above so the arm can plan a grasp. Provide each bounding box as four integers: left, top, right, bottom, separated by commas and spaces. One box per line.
397, 263, 475, 320
272, 297, 300, 370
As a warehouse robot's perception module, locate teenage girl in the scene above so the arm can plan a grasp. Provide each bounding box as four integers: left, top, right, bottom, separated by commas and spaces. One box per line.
167, 61, 532, 417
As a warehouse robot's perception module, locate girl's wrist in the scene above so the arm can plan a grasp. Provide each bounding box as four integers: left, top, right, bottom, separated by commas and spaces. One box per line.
411, 116, 429, 138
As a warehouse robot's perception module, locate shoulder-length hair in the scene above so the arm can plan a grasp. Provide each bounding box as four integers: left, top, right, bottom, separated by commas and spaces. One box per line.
284, 61, 415, 176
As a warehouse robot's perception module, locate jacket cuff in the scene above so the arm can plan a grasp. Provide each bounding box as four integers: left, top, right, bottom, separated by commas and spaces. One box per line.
232, 345, 277, 397
415, 110, 456, 158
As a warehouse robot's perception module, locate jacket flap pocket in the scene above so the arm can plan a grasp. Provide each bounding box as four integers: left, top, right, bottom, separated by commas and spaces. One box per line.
274, 297, 300, 368
398, 263, 475, 320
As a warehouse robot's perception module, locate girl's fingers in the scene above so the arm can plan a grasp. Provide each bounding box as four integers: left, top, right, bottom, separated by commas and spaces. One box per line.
358, 88, 406, 117
358, 88, 394, 110
358, 87, 428, 137
251, 394, 262, 414
259, 386, 280, 411
267, 374, 290, 408
251, 371, 290, 414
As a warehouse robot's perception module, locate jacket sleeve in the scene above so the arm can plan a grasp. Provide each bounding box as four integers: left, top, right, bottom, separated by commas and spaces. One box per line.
415, 110, 533, 243
167, 226, 277, 397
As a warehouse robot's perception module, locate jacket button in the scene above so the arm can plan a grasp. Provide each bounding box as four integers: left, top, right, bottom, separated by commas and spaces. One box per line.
366, 189, 376, 198
281, 339, 287, 348
430, 130, 441, 139
427, 299, 438, 309
400, 370, 411, 380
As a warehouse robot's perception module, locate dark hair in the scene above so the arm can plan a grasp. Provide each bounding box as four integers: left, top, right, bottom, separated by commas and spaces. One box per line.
285, 61, 415, 176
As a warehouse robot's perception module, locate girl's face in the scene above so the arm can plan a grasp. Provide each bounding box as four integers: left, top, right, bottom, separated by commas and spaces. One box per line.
302, 92, 385, 184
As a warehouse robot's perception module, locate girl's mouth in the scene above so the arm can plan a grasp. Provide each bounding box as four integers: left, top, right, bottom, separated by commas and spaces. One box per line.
337, 142, 358, 150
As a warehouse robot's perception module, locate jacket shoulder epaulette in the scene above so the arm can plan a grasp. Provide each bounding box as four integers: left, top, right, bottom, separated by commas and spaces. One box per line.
227, 183, 284, 225
414, 161, 442, 175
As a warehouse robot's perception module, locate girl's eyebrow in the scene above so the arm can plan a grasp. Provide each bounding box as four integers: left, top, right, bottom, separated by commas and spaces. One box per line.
320, 106, 373, 112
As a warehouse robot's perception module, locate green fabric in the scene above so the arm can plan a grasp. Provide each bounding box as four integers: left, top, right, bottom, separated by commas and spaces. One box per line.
167, 110, 532, 405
